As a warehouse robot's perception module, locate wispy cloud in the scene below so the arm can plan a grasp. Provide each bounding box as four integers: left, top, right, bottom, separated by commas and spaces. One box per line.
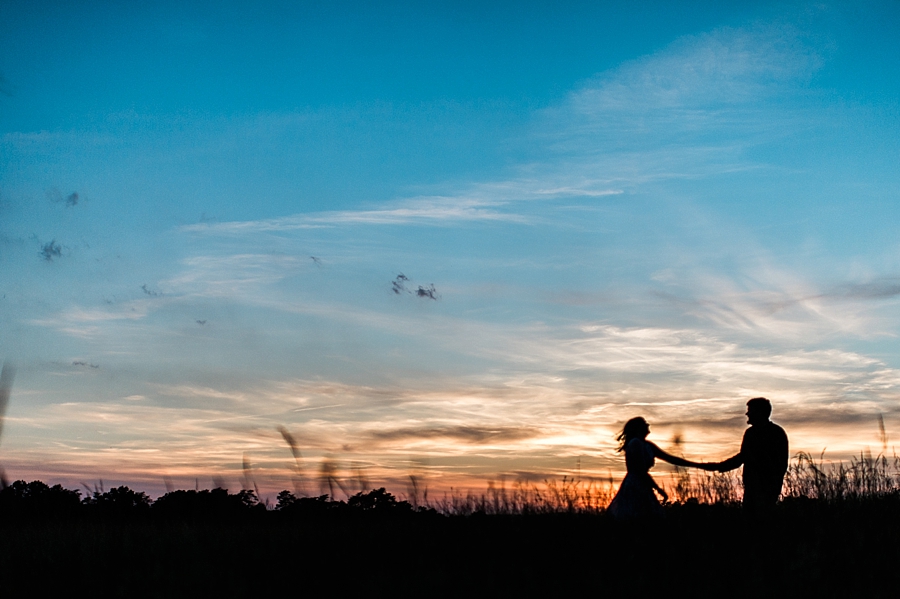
180, 24, 815, 239
830, 279, 900, 301
181, 196, 526, 234
28, 301, 154, 339
164, 254, 304, 297
370, 425, 540, 444
652, 266, 900, 340
5, 360, 896, 494
565, 25, 817, 118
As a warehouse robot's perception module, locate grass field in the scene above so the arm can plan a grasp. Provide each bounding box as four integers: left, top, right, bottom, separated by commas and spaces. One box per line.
2, 452, 899, 597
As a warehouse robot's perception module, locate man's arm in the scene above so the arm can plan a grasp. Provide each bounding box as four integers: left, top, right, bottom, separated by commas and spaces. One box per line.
711, 428, 750, 472
714, 452, 743, 472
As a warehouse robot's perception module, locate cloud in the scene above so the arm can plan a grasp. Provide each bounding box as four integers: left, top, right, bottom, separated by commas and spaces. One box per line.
567, 25, 817, 118
181, 196, 526, 235
652, 269, 900, 340
163, 254, 304, 297
533, 187, 624, 198
178, 25, 816, 242
4, 357, 898, 494
310, 198, 524, 225
28, 302, 152, 338
507, 23, 821, 204
370, 425, 540, 444
831, 279, 900, 300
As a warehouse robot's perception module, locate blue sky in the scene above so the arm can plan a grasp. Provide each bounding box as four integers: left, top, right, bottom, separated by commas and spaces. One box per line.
1, 1, 899, 497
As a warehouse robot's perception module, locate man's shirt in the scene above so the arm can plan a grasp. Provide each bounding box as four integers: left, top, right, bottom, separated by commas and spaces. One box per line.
720, 421, 789, 498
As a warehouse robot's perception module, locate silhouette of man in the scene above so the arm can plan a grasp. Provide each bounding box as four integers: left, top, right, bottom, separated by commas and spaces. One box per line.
712, 397, 788, 514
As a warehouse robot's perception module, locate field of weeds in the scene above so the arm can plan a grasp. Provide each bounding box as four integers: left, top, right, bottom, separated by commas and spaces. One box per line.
1, 452, 899, 597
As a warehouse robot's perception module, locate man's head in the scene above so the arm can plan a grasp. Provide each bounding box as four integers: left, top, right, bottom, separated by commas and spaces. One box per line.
746, 397, 772, 426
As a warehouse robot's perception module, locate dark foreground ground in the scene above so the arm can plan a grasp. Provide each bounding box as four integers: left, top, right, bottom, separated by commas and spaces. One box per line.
2, 494, 900, 597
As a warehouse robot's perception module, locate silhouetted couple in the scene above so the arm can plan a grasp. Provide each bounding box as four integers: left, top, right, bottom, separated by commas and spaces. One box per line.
608, 397, 788, 519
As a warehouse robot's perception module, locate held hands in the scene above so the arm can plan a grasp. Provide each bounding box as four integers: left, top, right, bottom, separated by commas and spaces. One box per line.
683, 459, 722, 472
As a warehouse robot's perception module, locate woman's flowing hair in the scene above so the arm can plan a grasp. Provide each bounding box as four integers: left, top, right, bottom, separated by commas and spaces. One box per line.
616, 417, 649, 452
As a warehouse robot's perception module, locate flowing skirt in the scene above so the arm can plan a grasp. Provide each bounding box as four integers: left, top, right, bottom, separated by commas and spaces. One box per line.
607, 473, 663, 519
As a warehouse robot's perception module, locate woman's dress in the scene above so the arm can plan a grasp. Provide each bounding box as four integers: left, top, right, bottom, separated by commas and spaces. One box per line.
608, 437, 664, 518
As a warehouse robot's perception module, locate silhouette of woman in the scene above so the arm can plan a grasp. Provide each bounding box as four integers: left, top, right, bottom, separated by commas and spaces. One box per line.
608, 417, 714, 518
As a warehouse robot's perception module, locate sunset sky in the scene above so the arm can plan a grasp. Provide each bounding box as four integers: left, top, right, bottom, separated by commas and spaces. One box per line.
2, 0, 899, 499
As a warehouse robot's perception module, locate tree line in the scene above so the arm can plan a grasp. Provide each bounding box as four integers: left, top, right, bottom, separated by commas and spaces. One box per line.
0, 480, 432, 519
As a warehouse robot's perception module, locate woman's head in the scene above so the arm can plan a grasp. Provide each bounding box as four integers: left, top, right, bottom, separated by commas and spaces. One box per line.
616, 417, 650, 452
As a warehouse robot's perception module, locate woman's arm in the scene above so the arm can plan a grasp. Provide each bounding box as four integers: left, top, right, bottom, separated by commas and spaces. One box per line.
648, 474, 669, 504
650, 442, 717, 470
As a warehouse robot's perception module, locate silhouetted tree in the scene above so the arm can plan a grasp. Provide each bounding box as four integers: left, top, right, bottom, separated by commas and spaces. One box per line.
347, 488, 413, 513
153, 487, 264, 519
83, 485, 151, 516
0, 480, 81, 516
275, 492, 345, 518
275, 490, 297, 510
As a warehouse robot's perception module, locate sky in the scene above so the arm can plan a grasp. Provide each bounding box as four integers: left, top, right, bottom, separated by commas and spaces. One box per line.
1, 0, 900, 499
